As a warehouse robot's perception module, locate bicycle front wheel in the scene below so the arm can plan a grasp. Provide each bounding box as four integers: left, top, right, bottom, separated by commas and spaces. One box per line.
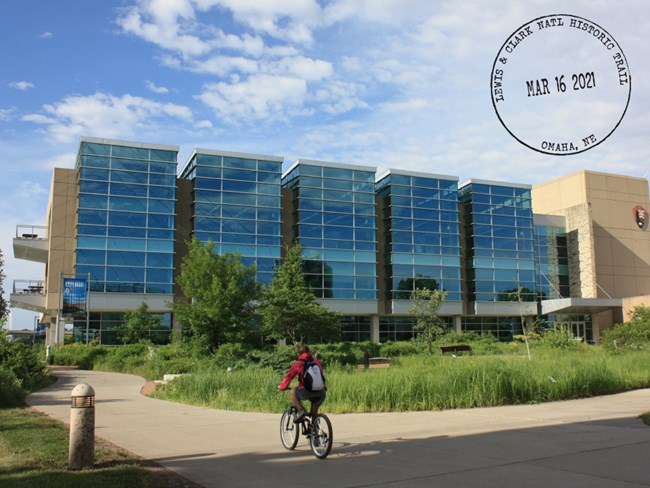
309, 414, 333, 459
280, 407, 299, 450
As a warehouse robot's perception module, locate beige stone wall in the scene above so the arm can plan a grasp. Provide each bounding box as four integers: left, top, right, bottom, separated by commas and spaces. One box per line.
621, 295, 650, 322
44, 168, 77, 320
533, 170, 650, 300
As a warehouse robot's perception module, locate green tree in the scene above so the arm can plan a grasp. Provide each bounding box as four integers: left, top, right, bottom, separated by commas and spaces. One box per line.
174, 238, 259, 353
0, 248, 9, 325
259, 243, 340, 345
118, 301, 161, 344
409, 287, 448, 355
601, 305, 650, 352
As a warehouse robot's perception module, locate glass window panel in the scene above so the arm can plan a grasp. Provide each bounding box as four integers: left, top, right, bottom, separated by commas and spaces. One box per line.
107, 251, 145, 266
150, 149, 177, 162
300, 211, 322, 224
196, 165, 221, 178
353, 170, 374, 182
257, 221, 279, 235
324, 212, 353, 226
77, 236, 107, 250
355, 215, 375, 228
392, 231, 412, 244
149, 174, 176, 186
323, 167, 353, 180
195, 178, 221, 190
194, 217, 220, 232
354, 182, 374, 192
147, 253, 174, 268
223, 157, 256, 170
257, 171, 278, 183
107, 238, 146, 251
195, 190, 220, 203
323, 201, 351, 213
108, 212, 146, 227
257, 245, 281, 258
223, 168, 256, 182
147, 240, 174, 252
110, 183, 147, 197
323, 178, 352, 190
223, 192, 256, 204
147, 268, 173, 283
79, 194, 108, 210
109, 197, 147, 212
258, 195, 280, 207
111, 158, 149, 172
80, 155, 111, 170
76, 249, 105, 265
222, 219, 256, 234
76, 265, 106, 281
108, 227, 147, 238
80, 180, 109, 194
149, 162, 176, 174
257, 208, 281, 221
300, 224, 323, 239
258, 160, 280, 172
111, 170, 147, 184
257, 235, 281, 246
80, 168, 109, 181
413, 208, 440, 220
78, 225, 106, 236
148, 214, 174, 228
194, 203, 220, 217
78, 209, 107, 225
106, 266, 144, 282
112, 145, 148, 159
354, 251, 376, 263
299, 198, 322, 211
222, 205, 256, 219
148, 229, 174, 239
355, 262, 376, 276
300, 238, 322, 248
148, 199, 175, 214
355, 228, 375, 241
149, 186, 175, 199
81, 142, 110, 156
354, 203, 375, 215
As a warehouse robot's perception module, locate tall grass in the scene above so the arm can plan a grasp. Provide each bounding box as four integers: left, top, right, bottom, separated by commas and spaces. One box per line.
154, 347, 650, 413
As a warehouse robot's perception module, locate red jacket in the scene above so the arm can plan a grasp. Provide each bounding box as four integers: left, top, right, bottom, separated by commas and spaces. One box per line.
278, 352, 324, 391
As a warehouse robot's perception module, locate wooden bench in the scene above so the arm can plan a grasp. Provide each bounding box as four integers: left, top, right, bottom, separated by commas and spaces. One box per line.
440, 345, 472, 356
358, 357, 391, 369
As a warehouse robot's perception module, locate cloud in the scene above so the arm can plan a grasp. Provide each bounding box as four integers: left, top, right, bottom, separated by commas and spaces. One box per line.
9, 81, 35, 91
197, 74, 307, 121
145, 80, 169, 93
39, 31, 53, 39
22, 92, 193, 143
0, 108, 15, 121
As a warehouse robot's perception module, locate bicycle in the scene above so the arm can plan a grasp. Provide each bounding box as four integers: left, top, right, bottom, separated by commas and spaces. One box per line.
279, 406, 333, 459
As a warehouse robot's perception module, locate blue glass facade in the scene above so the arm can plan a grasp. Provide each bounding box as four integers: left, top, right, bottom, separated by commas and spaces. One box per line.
459, 180, 536, 303
282, 160, 378, 300
75, 139, 177, 294
55, 137, 585, 345
179, 150, 283, 285
534, 219, 570, 300
376, 170, 462, 302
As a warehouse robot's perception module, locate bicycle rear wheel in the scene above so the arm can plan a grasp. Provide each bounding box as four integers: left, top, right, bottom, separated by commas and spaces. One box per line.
280, 407, 299, 450
309, 414, 333, 459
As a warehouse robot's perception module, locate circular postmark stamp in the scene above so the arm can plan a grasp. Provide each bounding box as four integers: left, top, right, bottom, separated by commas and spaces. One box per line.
491, 14, 631, 156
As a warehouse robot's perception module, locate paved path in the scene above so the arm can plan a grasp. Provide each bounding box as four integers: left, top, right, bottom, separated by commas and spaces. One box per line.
27, 368, 650, 488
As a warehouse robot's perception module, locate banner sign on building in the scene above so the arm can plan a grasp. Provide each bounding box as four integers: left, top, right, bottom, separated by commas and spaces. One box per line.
62, 278, 88, 317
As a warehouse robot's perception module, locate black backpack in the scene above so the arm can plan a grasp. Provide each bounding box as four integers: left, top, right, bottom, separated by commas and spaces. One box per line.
300, 357, 325, 392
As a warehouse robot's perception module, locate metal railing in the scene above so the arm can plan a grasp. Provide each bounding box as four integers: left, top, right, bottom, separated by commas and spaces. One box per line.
13, 279, 46, 295
15, 225, 48, 239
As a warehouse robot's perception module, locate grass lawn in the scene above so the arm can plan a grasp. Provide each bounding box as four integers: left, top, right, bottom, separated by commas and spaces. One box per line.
0, 407, 199, 488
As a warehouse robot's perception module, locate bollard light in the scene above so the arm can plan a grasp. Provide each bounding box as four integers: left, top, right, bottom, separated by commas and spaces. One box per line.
69, 383, 95, 470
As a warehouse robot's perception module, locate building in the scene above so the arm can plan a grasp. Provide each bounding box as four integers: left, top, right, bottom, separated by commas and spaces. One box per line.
10, 137, 650, 346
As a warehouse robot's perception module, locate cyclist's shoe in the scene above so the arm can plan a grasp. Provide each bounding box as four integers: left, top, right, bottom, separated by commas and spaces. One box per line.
294, 409, 307, 423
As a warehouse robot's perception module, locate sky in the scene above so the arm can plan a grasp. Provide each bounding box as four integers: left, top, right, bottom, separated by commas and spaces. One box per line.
1, 0, 649, 329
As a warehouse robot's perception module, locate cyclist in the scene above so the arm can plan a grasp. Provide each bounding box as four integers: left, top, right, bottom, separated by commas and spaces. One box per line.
278, 345, 326, 422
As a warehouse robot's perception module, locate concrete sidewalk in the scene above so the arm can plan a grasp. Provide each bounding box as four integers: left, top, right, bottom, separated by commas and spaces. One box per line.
27, 368, 650, 487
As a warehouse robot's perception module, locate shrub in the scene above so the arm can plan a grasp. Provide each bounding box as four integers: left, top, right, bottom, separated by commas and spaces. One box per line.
601, 317, 650, 352
0, 366, 26, 407
47, 344, 109, 369
379, 341, 422, 357
540, 329, 580, 350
